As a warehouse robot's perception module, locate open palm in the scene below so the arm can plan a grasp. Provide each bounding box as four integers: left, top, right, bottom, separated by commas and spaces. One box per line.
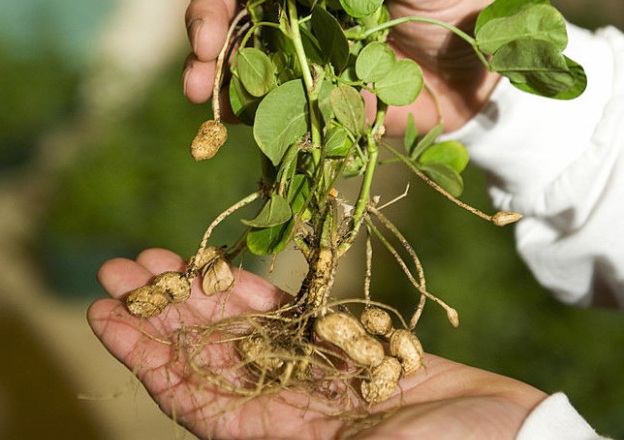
88, 248, 546, 440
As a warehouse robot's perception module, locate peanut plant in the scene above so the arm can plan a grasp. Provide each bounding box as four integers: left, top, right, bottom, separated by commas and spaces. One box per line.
124, 0, 584, 406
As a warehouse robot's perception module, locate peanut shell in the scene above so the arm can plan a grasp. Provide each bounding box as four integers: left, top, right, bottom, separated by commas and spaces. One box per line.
389, 330, 424, 375
125, 285, 170, 318
361, 356, 402, 403
153, 271, 191, 303
360, 307, 394, 337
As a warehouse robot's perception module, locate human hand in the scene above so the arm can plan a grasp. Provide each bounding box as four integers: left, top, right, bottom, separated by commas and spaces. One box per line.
183, 0, 500, 134
88, 248, 547, 440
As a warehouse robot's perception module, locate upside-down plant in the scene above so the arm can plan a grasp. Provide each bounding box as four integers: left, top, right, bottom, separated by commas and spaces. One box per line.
124, 0, 585, 408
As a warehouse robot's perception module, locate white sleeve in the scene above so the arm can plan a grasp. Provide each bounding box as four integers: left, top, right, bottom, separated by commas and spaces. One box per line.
446, 24, 624, 307
517, 393, 612, 440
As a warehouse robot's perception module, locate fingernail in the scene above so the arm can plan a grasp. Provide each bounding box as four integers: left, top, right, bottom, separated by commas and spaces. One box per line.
183, 65, 192, 97
190, 19, 204, 54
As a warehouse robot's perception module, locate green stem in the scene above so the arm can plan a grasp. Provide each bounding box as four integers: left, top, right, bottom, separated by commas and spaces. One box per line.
345, 16, 490, 69
337, 104, 386, 256
286, 0, 322, 151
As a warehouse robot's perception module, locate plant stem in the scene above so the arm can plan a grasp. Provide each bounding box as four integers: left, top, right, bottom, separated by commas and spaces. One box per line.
338, 103, 386, 256
286, 0, 322, 152
190, 191, 262, 273
213, 9, 249, 121
381, 141, 495, 222
345, 16, 491, 69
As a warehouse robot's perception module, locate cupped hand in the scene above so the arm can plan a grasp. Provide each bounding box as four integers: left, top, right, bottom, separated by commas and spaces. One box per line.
88, 248, 547, 440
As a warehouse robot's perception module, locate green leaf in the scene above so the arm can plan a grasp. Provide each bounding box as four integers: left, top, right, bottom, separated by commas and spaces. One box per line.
330, 85, 365, 136
253, 80, 309, 166
300, 25, 325, 66
475, 0, 550, 34
288, 174, 312, 218
229, 73, 260, 125
324, 126, 351, 156
246, 220, 294, 255
374, 59, 423, 106
551, 56, 587, 100
418, 140, 469, 174
311, 7, 350, 72
339, 0, 383, 18
491, 38, 575, 97
355, 42, 395, 83
419, 162, 464, 197
403, 113, 419, 155
318, 81, 336, 125
409, 122, 443, 160
237, 48, 275, 97
476, 4, 567, 55
242, 194, 292, 228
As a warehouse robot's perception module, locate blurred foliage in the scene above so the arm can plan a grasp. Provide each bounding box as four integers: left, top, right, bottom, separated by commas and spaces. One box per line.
1, 1, 622, 437
0, 41, 78, 168
40, 65, 261, 297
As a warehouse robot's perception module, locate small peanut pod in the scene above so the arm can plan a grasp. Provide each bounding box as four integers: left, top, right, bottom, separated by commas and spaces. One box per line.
239, 335, 284, 373
191, 120, 228, 161
389, 330, 424, 375
360, 307, 394, 337
194, 246, 235, 296
315, 312, 384, 367
125, 285, 170, 318
348, 335, 385, 367
192, 247, 221, 270
314, 312, 365, 345
361, 356, 402, 404
153, 271, 191, 303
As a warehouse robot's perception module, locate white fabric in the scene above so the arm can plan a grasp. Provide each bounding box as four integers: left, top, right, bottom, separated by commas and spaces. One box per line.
517, 393, 611, 440
444, 23, 624, 440
446, 24, 624, 307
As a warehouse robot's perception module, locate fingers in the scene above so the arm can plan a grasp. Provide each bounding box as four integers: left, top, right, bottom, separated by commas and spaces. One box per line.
96, 258, 154, 300
185, 0, 235, 61
135, 247, 186, 274
96, 248, 289, 315
183, 56, 217, 104
184, 0, 236, 103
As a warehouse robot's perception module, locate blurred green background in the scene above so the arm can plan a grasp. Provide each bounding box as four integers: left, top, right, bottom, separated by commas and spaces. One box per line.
0, 0, 622, 438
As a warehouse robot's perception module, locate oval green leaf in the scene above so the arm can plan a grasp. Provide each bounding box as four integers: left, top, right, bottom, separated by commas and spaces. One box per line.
419, 162, 464, 198
229, 73, 260, 125
476, 4, 567, 55
241, 194, 292, 228
476, 0, 550, 35
330, 85, 365, 136
246, 220, 294, 255
355, 42, 395, 83
253, 80, 309, 166
311, 7, 350, 72
491, 38, 575, 97
324, 126, 351, 157
237, 48, 275, 98
339, 0, 383, 18
418, 140, 470, 174
374, 59, 423, 106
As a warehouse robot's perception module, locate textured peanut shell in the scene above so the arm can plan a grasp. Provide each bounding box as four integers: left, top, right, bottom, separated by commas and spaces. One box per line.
191, 120, 227, 161
360, 307, 394, 337
389, 330, 424, 375
347, 335, 385, 367
201, 258, 235, 296
314, 312, 366, 347
153, 271, 191, 303
125, 286, 170, 318
361, 356, 402, 403
239, 335, 284, 372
